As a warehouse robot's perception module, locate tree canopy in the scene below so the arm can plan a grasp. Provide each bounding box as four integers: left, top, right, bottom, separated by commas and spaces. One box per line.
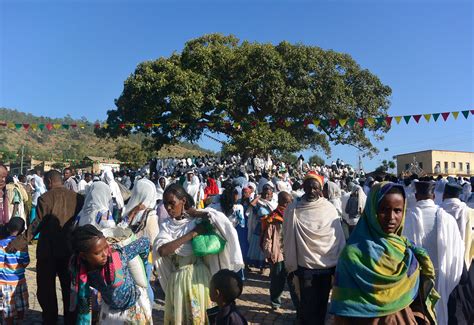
101, 34, 392, 156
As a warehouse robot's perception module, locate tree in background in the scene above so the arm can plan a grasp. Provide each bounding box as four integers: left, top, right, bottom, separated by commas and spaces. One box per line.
115, 142, 148, 169
100, 34, 391, 156
309, 154, 325, 166
375, 160, 396, 173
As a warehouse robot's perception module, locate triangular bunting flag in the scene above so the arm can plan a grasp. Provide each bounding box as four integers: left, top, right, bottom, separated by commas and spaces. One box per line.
0, 122, 6, 127
385, 117, 393, 126
403, 116, 411, 124
433, 113, 440, 121
78, 123, 86, 129
22, 123, 30, 130
461, 111, 469, 119
31, 124, 38, 131
53, 124, 61, 130
38, 124, 45, 130
394, 116, 402, 124
339, 119, 348, 127
46, 123, 53, 131
471, 110, 474, 115
452, 111, 459, 120
94, 123, 101, 129
119, 123, 126, 129
413, 115, 422, 123
7, 122, 14, 129
284, 121, 292, 127
357, 118, 364, 127
329, 119, 338, 128
15, 124, 22, 130
102, 124, 108, 129
423, 114, 431, 122
441, 112, 450, 121
347, 119, 356, 127
71, 123, 77, 129
153, 123, 161, 127
62, 124, 70, 130
320, 120, 329, 128
376, 117, 385, 125
366, 117, 375, 126
313, 119, 320, 127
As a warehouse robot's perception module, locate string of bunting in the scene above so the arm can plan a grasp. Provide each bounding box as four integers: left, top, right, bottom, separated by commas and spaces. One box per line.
1, 110, 472, 131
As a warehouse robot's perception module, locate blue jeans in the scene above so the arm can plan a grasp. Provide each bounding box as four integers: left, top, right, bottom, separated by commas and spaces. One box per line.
145, 262, 154, 306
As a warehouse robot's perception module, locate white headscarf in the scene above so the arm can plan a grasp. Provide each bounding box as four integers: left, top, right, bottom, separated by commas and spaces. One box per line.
156, 176, 169, 201
32, 175, 46, 206
77, 181, 114, 228
123, 178, 157, 217
102, 168, 124, 209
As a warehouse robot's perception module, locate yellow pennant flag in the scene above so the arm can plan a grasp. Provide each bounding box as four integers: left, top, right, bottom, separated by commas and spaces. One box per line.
339, 119, 348, 127
7, 122, 15, 129
423, 114, 431, 122
394, 116, 402, 124
31, 124, 38, 131
53, 124, 61, 130
313, 119, 321, 126
102, 123, 109, 129
78, 123, 86, 129
284, 121, 292, 127
153, 123, 161, 127
366, 117, 375, 126
452, 111, 459, 120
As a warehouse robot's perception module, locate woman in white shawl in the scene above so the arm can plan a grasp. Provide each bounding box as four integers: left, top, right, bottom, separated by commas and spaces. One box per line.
343, 185, 367, 235
123, 178, 159, 306
102, 168, 125, 212
76, 181, 115, 228
156, 176, 168, 203
323, 180, 343, 216
30, 175, 47, 236
153, 183, 243, 324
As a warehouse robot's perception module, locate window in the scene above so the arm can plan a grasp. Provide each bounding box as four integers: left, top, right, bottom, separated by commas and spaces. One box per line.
418, 162, 423, 169
444, 162, 448, 169
434, 161, 441, 173
467, 163, 471, 171
459, 162, 463, 171
405, 163, 410, 170
452, 162, 456, 168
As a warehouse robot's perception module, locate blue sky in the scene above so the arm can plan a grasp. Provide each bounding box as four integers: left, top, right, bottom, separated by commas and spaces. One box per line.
1, 0, 472, 170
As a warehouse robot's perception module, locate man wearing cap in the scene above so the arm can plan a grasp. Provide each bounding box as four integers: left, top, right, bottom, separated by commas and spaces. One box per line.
283, 171, 346, 325
440, 183, 474, 324
404, 181, 464, 325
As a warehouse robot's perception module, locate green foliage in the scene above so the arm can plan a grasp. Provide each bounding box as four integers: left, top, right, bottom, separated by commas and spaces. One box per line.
102, 34, 391, 156
115, 142, 148, 168
375, 159, 396, 172
278, 152, 298, 165
309, 154, 325, 166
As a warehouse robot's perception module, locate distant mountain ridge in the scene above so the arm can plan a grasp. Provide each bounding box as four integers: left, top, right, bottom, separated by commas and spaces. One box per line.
0, 108, 213, 165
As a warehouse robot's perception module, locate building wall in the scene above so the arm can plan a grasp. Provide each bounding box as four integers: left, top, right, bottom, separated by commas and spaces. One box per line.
396, 150, 474, 176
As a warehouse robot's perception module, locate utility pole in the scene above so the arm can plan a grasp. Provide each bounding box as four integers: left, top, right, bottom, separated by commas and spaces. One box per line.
358, 151, 364, 173
20, 145, 24, 174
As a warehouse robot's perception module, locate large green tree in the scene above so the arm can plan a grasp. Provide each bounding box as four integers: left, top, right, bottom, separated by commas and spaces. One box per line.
101, 34, 391, 156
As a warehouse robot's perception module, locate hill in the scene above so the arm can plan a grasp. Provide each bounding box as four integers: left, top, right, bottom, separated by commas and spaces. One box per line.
0, 108, 214, 167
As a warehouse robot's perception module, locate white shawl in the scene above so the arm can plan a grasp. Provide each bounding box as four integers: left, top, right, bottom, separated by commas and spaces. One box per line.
283, 197, 346, 273
102, 169, 124, 209
153, 208, 244, 292
404, 201, 464, 325
77, 181, 114, 228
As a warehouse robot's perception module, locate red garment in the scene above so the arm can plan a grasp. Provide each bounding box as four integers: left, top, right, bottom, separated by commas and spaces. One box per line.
204, 178, 219, 199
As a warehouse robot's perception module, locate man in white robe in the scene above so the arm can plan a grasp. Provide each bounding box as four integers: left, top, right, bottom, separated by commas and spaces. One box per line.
183, 170, 201, 207
403, 181, 464, 325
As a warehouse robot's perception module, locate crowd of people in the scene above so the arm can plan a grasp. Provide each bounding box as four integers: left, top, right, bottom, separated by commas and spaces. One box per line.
0, 154, 472, 324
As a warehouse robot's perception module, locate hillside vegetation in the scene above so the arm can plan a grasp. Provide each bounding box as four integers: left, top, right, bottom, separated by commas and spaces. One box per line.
0, 108, 213, 166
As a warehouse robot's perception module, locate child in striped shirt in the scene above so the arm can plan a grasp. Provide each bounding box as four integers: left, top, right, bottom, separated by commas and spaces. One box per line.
0, 217, 30, 324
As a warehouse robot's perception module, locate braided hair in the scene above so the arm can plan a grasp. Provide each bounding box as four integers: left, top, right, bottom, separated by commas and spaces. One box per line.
71, 224, 104, 254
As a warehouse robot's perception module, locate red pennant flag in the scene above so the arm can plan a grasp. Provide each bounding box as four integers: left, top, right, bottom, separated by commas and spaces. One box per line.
471, 110, 474, 115
119, 123, 126, 129
441, 112, 450, 121
23, 123, 30, 130
413, 115, 422, 123
145, 123, 153, 129
0, 122, 6, 127
71, 123, 77, 129
94, 123, 101, 129
303, 119, 311, 127
250, 121, 258, 127
385, 116, 393, 126
46, 123, 53, 131
330, 119, 338, 127
357, 118, 364, 127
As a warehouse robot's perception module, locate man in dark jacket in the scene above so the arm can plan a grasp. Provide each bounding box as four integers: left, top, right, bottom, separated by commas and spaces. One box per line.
8, 170, 84, 324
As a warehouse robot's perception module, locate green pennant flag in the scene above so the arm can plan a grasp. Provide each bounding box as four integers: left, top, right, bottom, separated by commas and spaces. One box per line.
62, 124, 70, 130
15, 124, 22, 130
38, 124, 45, 130
433, 113, 440, 121
320, 119, 329, 127
347, 119, 356, 127
403, 115, 411, 124
376, 117, 385, 125
462, 110, 470, 119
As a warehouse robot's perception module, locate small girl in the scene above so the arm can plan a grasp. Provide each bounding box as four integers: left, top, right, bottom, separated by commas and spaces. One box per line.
0, 217, 30, 325
69, 224, 152, 324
